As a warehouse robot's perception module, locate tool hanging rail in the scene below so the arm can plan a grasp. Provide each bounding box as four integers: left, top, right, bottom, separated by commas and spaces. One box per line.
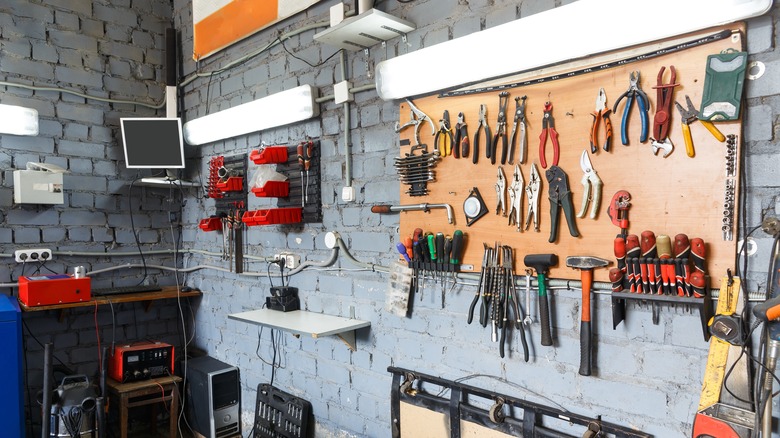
388, 366, 652, 438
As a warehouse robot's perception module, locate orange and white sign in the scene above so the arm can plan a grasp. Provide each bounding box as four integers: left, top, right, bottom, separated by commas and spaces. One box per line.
193, 0, 322, 60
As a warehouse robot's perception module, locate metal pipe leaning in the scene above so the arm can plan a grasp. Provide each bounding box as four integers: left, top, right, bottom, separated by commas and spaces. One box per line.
371, 203, 455, 224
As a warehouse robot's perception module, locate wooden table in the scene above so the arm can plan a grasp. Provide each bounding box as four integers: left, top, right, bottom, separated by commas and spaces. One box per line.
106, 375, 182, 438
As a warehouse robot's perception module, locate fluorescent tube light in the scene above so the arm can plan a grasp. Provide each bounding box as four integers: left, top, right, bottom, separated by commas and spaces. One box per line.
0, 104, 39, 136
183, 84, 319, 146
375, 0, 772, 100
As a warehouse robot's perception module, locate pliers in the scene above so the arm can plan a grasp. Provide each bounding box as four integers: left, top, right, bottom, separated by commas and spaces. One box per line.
524, 163, 541, 232
492, 91, 509, 165
499, 245, 529, 361
453, 112, 469, 159
434, 110, 454, 157
590, 88, 613, 153
613, 71, 650, 145
394, 98, 436, 146
509, 95, 527, 164
473, 104, 491, 164
538, 101, 560, 169
507, 164, 524, 231
675, 94, 726, 157
495, 166, 506, 216
546, 165, 580, 243
577, 150, 602, 219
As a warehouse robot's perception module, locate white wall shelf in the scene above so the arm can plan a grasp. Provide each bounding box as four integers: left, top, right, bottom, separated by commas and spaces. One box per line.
228, 308, 370, 351
313, 8, 415, 51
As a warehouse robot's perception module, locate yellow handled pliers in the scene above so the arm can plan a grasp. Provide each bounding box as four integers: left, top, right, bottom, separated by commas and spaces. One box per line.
675, 95, 725, 157
434, 110, 454, 157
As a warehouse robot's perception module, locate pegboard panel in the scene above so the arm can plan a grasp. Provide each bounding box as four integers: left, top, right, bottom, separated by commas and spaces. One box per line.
396, 24, 744, 286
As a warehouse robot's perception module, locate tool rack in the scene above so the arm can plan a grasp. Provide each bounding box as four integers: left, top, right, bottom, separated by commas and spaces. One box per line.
394, 24, 745, 288
611, 288, 714, 341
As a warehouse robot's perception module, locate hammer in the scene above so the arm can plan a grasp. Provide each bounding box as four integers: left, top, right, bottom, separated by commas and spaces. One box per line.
523, 254, 558, 346
566, 255, 610, 376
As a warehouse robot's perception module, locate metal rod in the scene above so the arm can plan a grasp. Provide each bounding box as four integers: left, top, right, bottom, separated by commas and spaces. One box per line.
42, 343, 53, 438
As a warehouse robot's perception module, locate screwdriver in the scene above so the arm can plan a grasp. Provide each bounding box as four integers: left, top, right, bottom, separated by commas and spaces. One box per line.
403, 236, 413, 261
450, 230, 464, 291
435, 232, 445, 287
427, 233, 437, 286
296, 141, 312, 207
441, 235, 452, 309
395, 243, 411, 262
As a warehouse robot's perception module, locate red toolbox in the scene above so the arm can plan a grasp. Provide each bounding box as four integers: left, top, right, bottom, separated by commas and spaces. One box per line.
249, 146, 288, 164
251, 180, 290, 198
242, 207, 302, 226
18, 274, 91, 307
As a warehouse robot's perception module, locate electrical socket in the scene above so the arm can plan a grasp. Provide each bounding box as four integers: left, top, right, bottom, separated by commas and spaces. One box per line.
15, 248, 53, 263
281, 252, 300, 269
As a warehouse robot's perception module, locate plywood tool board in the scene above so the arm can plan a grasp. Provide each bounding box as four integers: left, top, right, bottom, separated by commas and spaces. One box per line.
396, 25, 744, 285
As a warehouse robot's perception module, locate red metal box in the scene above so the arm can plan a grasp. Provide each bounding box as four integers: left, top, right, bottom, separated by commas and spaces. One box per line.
18, 274, 91, 307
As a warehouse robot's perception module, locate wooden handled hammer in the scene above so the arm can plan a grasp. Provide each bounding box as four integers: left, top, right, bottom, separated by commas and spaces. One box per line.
566, 256, 610, 376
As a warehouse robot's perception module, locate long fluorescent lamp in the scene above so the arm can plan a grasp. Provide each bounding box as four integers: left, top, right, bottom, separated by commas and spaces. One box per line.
183, 84, 319, 146
375, 0, 772, 100
0, 104, 39, 136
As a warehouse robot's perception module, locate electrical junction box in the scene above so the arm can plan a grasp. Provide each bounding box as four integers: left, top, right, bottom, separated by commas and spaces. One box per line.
13, 170, 64, 204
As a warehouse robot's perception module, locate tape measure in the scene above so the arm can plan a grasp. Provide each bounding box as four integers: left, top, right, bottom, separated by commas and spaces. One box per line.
698, 276, 742, 411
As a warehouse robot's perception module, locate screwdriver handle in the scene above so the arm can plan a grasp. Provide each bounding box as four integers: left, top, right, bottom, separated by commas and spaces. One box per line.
427, 234, 436, 262
404, 236, 413, 260
396, 243, 411, 262
435, 233, 444, 265
450, 230, 464, 264
443, 237, 452, 267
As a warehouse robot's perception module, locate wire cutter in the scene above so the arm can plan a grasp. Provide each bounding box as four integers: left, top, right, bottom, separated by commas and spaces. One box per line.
394, 98, 436, 146
675, 94, 726, 157
434, 110, 454, 157
495, 166, 506, 216
546, 165, 580, 243
590, 88, 613, 153
509, 95, 527, 164
524, 163, 541, 231
613, 71, 650, 145
453, 112, 469, 159
507, 164, 524, 231
538, 101, 560, 168
492, 91, 509, 165
473, 104, 491, 164
577, 150, 602, 219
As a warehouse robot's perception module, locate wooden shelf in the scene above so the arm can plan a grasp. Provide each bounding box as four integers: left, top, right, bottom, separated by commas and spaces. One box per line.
20, 286, 202, 313
228, 308, 370, 351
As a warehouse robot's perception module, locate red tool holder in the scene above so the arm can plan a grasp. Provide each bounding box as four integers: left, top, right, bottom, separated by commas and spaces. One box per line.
198, 217, 222, 232
251, 180, 290, 198
216, 176, 244, 193
250, 146, 288, 164
207, 156, 224, 199
242, 207, 302, 226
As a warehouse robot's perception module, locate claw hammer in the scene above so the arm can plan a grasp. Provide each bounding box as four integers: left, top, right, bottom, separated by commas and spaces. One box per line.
523, 254, 558, 346
566, 256, 610, 376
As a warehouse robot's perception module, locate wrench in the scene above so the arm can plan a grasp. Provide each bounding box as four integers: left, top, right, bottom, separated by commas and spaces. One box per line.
523, 269, 533, 325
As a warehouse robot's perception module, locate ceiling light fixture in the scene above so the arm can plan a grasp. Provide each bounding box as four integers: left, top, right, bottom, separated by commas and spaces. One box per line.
183, 85, 319, 146
374, 0, 772, 100
0, 104, 39, 136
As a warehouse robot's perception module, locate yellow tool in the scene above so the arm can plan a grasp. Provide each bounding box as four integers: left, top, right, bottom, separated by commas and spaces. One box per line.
693, 276, 754, 437
675, 95, 726, 158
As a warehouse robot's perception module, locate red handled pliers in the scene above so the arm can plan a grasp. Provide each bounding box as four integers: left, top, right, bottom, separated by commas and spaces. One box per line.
538, 101, 560, 169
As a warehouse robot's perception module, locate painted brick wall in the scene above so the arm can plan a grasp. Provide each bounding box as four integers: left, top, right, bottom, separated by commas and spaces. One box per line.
2, 0, 779, 437
0, 0, 189, 434
170, 1, 780, 437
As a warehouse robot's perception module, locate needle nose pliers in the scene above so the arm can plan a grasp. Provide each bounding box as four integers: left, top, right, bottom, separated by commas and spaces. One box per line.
492, 91, 510, 165
474, 104, 491, 164
613, 71, 650, 145
538, 101, 560, 169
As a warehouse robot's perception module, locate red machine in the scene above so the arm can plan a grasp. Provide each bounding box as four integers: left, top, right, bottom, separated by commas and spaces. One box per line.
18, 274, 91, 307
109, 341, 174, 383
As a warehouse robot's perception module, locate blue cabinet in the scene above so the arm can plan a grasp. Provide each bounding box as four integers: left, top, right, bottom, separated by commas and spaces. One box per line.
0, 295, 25, 437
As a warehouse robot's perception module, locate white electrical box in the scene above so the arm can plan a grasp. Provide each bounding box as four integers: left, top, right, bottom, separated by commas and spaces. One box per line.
13, 170, 64, 204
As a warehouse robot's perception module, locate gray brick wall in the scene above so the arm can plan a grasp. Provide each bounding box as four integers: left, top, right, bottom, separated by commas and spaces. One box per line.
3, 0, 779, 436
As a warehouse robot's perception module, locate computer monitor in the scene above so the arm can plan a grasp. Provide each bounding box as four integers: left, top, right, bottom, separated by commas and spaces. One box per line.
120, 118, 185, 169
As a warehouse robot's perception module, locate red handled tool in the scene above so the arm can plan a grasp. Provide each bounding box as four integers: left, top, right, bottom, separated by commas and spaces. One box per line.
691, 238, 707, 297
607, 190, 631, 238
626, 234, 641, 293
296, 140, 313, 207
640, 231, 657, 294
538, 101, 560, 168
589, 88, 613, 153
566, 256, 610, 376
656, 235, 673, 295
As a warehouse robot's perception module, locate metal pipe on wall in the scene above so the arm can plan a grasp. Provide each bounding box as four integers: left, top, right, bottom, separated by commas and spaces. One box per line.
340, 50, 353, 188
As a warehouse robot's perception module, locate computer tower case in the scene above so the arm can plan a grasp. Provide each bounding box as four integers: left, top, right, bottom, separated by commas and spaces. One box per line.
186, 355, 241, 438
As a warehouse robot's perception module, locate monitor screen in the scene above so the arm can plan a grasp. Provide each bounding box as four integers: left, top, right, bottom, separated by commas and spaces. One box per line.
120, 118, 185, 169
